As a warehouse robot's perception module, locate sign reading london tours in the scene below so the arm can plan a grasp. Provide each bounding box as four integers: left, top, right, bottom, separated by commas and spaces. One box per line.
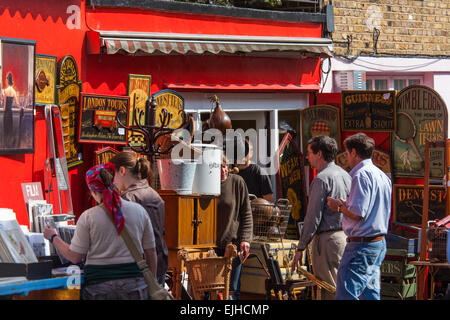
393, 184, 446, 225
300, 104, 341, 163
57, 55, 82, 168
277, 133, 306, 239
79, 93, 129, 145
152, 89, 185, 129
393, 85, 448, 179
341, 90, 396, 132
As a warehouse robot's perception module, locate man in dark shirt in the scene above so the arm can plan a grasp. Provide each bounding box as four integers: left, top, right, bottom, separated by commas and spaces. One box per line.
237, 138, 274, 202
291, 136, 351, 299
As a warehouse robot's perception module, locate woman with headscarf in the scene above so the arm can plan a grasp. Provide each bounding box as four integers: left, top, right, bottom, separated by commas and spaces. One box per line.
110, 150, 169, 287
43, 163, 157, 300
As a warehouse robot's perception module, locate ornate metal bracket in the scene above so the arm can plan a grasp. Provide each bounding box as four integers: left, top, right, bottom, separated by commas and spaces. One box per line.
116, 94, 185, 161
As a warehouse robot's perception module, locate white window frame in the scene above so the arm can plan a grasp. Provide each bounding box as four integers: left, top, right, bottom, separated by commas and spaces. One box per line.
366, 75, 424, 91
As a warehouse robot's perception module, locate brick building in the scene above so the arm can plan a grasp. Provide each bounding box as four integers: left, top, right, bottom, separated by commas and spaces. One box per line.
322, 0, 450, 134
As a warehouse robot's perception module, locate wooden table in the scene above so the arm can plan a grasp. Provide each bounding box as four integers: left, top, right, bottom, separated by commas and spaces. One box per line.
409, 260, 449, 300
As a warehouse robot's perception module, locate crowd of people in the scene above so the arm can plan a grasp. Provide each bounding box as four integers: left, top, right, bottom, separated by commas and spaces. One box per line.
43, 132, 393, 300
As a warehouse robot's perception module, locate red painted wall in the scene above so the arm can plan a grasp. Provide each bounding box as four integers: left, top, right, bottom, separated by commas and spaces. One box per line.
0, 1, 324, 225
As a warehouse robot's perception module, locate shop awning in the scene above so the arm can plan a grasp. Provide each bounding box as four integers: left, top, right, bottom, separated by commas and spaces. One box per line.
88, 31, 333, 58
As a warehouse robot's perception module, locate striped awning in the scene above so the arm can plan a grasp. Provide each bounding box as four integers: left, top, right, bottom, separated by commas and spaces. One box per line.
97, 31, 333, 57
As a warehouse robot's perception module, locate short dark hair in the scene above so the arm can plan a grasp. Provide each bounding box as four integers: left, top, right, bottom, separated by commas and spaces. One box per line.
307, 135, 338, 162
343, 133, 375, 159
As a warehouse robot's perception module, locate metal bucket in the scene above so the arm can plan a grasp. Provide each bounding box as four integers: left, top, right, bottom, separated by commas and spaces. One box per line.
191, 143, 222, 196
157, 159, 197, 194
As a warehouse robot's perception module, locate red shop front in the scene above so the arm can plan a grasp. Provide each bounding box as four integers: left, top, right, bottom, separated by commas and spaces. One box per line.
0, 0, 331, 225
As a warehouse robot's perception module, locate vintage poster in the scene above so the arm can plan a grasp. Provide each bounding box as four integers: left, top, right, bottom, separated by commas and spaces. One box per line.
79, 93, 129, 144
0, 38, 35, 154
277, 133, 306, 239
57, 55, 83, 167
300, 104, 341, 164
95, 146, 120, 165
127, 74, 151, 147
394, 85, 448, 179
35, 54, 57, 106
341, 90, 396, 132
393, 184, 446, 225
336, 147, 392, 179
152, 89, 185, 129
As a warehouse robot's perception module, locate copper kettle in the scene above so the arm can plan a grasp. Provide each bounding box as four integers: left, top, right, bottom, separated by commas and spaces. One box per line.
207, 95, 232, 134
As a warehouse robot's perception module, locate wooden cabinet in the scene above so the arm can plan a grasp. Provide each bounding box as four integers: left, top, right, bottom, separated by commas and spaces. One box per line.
159, 190, 217, 248
157, 190, 217, 299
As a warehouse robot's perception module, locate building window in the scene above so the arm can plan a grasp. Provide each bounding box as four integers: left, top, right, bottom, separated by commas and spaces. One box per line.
366, 76, 423, 90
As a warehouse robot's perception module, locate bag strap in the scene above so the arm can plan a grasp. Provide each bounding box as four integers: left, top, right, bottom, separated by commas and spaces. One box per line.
100, 203, 151, 273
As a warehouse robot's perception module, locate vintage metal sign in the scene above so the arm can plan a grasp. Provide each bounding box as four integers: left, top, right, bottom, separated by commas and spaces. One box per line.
95, 146, 120, 165
336, 147, 392, 178
393, 184, 446, 225
79, 93, 129, 145
277, 133, 306, 239
57, 55, 82, 167
153, 89, 185, 129
127, 74, 151, 147
35, 54, 57, 105
300, 104, 341, 163
341, 90, 396, 132
393, 85, 448, 179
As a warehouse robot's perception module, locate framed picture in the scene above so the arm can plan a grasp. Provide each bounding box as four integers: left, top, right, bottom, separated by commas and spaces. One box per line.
300, 104, 341, 163
127, 74, 151, 147
393, 184, 446, 225
35, 54, 57, 106
0, 37, 36, 154
393, 85, 448, 179
341, 90, 396, 132
78, 93, 129, 145
152, 89, 185, 129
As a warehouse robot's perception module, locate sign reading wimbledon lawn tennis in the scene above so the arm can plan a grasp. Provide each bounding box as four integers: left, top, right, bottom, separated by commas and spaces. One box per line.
393, 85, 448, 179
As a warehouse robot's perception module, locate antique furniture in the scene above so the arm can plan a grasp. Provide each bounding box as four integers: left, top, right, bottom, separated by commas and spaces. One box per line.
158, 190, 217, 299
177, 243, 236, 300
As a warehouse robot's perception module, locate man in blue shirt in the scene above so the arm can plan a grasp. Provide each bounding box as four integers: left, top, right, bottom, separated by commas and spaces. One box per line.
327, 132, 392, 300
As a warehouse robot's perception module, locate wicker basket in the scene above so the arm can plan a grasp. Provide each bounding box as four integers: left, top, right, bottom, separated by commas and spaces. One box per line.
250, 195, 292, 241
178, 244, 237, 300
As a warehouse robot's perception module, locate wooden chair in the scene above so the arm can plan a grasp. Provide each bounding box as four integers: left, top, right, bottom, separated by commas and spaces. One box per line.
177, 243, 237, 300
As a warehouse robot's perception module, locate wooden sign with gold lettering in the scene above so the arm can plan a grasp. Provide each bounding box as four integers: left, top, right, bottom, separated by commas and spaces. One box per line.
393, 85, 448, 179
277, 133, 306, 239
35, 54, 57, 105
57, 55, 82, 167
393, 184, 446, 225
342, 90, 396, 132
127, 74, 151, 147
153, 89, 185, 129
79, 93, 129, 145
95, 146, 120, 165
300, 104, 341, 163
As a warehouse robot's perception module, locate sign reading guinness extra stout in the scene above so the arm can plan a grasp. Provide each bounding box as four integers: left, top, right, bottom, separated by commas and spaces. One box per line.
277, 133, 306, 239
393, 85, 448, 178
57, 55, 82, 167
393, 184, 446, 225
342, 90, 396, 132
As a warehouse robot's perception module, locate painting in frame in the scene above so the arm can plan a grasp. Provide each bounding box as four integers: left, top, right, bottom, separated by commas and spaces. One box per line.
0, 37, 36, 154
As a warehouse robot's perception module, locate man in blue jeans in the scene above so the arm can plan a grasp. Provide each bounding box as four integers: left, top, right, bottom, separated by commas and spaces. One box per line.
327, 133, 392, 300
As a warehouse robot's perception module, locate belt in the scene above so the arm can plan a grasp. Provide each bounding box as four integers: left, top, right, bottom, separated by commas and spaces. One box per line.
347, 235, 384, 243
317, 229, 342, 234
